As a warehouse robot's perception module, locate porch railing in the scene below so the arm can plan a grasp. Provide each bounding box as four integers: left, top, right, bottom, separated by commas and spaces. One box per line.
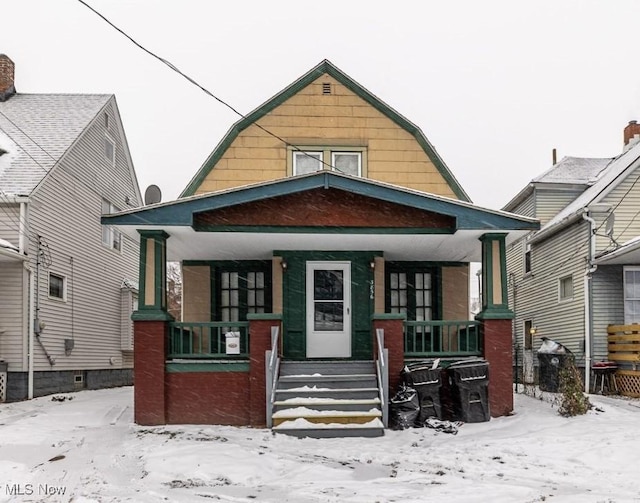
168, 321, 250, 358
404, 320, 482, 358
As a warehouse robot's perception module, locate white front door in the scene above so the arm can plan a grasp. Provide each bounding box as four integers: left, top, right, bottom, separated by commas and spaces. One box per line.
306, 261, 351, 358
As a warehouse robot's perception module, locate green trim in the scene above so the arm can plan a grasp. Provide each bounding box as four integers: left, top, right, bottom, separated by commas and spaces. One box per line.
136, 230, 170, 315
106, 172, 539, 233
246, 313, 283, 320
372, 313, 407, 320
132, 310, 174, 321
194, 225, 455, 234
166, 361, 250, 373
180, 60, 470, 201
475, 308, 515, 320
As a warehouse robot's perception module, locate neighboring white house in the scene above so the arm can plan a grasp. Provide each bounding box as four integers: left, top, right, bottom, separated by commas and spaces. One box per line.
503, 121, 640, 394
0, 54, 142, 401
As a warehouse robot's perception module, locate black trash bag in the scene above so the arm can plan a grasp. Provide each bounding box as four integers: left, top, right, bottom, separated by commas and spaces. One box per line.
389, 385, 420, 430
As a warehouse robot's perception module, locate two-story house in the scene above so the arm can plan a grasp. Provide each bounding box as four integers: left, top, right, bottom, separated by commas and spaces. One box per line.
0, 55, 142, 401
504, 121, 640, 396
105, 60, 538, 436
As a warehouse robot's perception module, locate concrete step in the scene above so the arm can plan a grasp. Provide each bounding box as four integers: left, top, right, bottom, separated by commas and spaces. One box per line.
273, 418, 384, 438
274, 387, 380, 401
277, 374, 378, 390
273, 397, 381, 413
272, 407, 382, 427
279, 360, 376, 376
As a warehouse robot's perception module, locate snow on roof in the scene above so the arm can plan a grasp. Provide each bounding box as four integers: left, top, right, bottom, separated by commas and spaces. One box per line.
532, 156, 612, 185
535, 144, 640, 239
0, 93, 111, 196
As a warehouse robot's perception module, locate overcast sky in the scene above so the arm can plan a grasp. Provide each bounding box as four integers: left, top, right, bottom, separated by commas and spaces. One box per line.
4, 0, 640, 209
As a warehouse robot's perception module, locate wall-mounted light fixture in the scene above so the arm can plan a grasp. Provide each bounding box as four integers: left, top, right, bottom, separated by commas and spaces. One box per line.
281, 259, 288, 272
529, 326, 537, 336
369, 259, 376, 270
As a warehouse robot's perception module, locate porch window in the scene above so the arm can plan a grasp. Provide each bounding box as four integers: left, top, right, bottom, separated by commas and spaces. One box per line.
386, 264, 438, 350
215, 262, 272, 322
624, 267, 640, 324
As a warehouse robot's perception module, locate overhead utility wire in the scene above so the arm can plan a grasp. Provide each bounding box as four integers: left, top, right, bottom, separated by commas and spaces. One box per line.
77, 0, 345, 174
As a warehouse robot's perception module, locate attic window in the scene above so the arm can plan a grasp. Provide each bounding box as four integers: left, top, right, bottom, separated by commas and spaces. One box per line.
104, 113, 109, 129
322, 82, 331, 95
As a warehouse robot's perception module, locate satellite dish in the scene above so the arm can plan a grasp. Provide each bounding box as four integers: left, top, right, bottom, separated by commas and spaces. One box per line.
605, 213, 615, 237
144, 185, 162, 205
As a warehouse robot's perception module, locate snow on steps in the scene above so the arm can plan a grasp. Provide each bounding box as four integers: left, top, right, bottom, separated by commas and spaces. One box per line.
272, 361, 384, 438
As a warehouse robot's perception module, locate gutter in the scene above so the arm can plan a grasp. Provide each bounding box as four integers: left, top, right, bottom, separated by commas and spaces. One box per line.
529, 211, 583, 245
582, 210, 597, 395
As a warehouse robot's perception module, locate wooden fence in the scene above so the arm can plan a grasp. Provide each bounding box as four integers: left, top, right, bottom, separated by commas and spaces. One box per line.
607, 324, 640, 397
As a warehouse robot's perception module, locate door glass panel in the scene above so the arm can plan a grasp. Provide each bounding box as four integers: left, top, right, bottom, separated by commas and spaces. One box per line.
313, 269, 344, 331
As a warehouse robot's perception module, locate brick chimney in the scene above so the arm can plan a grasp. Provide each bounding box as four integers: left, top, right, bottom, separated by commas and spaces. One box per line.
624, 120, 640, 152
0, 54, 16, 102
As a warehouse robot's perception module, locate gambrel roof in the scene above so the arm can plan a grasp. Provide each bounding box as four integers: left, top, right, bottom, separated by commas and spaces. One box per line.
0, 94, 111, 196
180, 60, 471, 201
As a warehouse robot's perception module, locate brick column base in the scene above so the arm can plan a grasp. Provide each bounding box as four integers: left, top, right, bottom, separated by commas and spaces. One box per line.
249, 316, 282, 427
482, 318, 513, 417
372, 316, 405, 395
133, 320, 168, 425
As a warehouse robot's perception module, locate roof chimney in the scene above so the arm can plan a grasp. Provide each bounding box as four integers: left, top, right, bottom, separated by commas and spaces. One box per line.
0, 54, 16, 102
624, 120, 640, 152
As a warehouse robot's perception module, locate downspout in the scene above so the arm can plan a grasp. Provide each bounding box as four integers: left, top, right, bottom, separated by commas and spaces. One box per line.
582, 210, 597, 394
19, 201, 35, 399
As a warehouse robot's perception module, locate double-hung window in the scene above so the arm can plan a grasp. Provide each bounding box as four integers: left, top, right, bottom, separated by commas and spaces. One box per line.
102, 199, 122, 251
291, 148, 364, 177
558, 275, 573, 302
624, 267, 640, 324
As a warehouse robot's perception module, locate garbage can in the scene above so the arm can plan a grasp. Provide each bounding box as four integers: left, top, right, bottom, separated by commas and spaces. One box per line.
402, 361, 443, 423
537, 337, 572, 393
447, 359, 490, 423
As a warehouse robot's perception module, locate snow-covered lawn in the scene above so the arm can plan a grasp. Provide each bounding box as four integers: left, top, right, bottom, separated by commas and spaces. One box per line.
0, 387, 639, 502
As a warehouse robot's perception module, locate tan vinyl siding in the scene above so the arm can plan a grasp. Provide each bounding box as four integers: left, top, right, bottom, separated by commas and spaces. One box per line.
196, 75, 458, 199
0, 262, 26, 370
182, 265, 211, 322
591, 265, 623, 362
441, 266, 469, 320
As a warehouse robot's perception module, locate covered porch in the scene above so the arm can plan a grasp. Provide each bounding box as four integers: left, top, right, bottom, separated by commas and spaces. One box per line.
104, 171, 538, 428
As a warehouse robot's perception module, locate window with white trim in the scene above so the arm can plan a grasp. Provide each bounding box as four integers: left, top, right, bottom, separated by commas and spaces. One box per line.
102, 198, 122, 251
558, 275, 573, 302
105, 136, 115, 165
624, 267, 640, 324
49, 272, 66, 301
524, 242, 532, 274
291, 147, 365, 177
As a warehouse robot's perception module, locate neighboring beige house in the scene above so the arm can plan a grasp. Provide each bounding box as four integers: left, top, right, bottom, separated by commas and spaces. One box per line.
504, 121, 640, 395
0, 55, 142, 401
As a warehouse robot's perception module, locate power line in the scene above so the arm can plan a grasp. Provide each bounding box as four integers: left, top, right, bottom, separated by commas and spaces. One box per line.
77, 0, 346, 174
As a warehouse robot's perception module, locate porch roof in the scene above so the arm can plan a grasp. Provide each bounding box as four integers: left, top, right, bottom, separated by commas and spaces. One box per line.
104, 171, 539, 262
594, 235, 640, 266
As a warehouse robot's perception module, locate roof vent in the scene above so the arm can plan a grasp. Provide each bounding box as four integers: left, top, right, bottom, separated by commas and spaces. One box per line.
322, 82, 331, 95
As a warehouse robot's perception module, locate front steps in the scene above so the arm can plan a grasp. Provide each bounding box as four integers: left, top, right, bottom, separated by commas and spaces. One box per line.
271, 361, 384, 438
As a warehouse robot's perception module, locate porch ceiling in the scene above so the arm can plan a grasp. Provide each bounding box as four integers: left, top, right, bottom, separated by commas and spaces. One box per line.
124, 226, 530, 262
